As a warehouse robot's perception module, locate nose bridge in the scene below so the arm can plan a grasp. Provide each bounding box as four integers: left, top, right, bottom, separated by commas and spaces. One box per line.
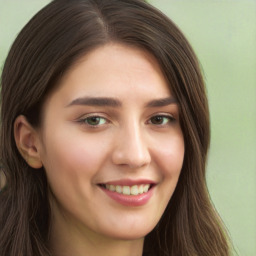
112, 119, 151, 168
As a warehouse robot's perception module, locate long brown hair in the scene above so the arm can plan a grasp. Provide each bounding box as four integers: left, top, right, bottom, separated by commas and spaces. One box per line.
0, 0, 231, 255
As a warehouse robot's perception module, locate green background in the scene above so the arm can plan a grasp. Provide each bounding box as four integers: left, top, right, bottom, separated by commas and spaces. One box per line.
0, 1, 255, 255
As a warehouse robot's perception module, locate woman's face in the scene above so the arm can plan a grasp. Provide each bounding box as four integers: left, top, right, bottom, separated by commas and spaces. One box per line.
37, 43, 184, 241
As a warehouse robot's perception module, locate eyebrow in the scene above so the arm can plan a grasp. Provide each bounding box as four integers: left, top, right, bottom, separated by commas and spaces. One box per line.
145, 97, 178, 107
66, 96, 178, 108
66, 97, 122, 107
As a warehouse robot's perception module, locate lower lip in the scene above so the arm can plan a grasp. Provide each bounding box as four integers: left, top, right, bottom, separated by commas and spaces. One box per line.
100, 186, 154, 207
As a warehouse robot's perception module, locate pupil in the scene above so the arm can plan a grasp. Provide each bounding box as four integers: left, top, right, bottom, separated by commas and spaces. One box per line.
88, 117, 100, 125
152, 116, 163, 124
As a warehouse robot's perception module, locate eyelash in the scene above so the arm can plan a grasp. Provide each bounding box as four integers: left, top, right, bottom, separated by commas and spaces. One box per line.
77, 113, 176, 128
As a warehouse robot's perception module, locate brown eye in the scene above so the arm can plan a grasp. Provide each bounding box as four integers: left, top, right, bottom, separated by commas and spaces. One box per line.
149, 115, 174, 125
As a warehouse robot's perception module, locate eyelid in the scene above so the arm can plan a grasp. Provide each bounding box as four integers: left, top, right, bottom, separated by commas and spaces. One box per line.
77, 112, 108, 119
148, 112, 176, 119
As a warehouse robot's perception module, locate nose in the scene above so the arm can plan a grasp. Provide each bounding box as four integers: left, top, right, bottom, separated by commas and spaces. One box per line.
111, 123, 151, 169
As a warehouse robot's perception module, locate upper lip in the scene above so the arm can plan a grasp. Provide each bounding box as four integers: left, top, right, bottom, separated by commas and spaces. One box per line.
98, 179, 156, 186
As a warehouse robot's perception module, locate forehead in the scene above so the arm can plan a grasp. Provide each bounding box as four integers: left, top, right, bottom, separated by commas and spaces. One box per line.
46, 43, 172, 106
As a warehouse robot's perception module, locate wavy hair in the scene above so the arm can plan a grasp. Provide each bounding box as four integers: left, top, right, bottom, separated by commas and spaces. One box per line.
0, 0, 231, 255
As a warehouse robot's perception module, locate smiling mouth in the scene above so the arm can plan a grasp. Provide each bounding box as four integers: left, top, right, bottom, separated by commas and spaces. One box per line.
99, 184, 154, 196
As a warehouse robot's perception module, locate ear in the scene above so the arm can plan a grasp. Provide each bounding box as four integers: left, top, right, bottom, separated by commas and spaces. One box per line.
14, 115, 43, 169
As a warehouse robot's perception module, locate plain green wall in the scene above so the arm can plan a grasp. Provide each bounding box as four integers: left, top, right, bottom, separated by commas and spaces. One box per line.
0, 1, 255, 255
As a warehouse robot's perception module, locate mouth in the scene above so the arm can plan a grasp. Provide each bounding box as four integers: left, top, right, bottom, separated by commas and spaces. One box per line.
98, 183, 155, 196
98, 180, 156, 206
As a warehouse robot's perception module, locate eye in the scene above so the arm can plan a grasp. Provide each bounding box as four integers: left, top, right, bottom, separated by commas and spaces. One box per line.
149, 115, 175, 126
80, 116, 108, 126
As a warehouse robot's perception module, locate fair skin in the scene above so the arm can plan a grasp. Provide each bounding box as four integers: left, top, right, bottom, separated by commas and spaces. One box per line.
14, 43, 184, 256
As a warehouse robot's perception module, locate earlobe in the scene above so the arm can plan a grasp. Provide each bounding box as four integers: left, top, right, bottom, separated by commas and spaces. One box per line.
14, 115, 43, 169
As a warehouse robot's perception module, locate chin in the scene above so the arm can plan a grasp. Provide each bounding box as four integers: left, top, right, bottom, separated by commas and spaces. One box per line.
109, 232, 145, 241
101, 224, 154, 241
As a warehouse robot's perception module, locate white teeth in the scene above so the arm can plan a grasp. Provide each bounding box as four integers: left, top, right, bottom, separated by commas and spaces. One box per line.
109, 185, 115, 192
123, 186, 130, 195
104, 184, 151, 195
143, 184, 150, 193
138, 185, 144, 194
116, 185, 122, 193
131, 185, 139, 195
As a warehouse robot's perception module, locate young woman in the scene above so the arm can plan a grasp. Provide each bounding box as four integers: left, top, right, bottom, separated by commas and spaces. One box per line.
0, 0, 231, 255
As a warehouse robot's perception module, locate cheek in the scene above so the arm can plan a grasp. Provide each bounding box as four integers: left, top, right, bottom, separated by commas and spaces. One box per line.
152, 133, 185, 177
43, 130, 106, 169
40, 132, 113, 221
40, 132, 110, 195
148, 133, 184, 221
